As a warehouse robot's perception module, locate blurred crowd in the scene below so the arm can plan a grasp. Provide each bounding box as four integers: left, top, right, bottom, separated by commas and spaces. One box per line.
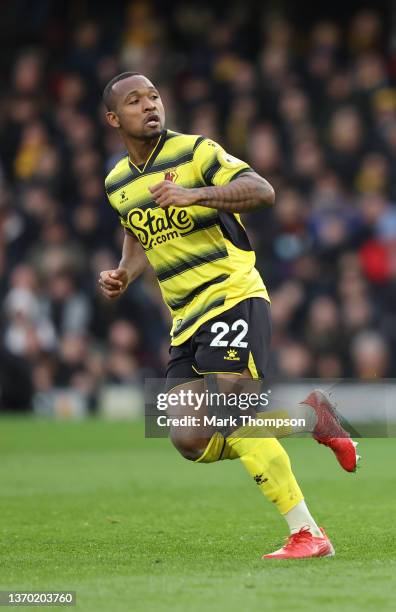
0, 1, 395, 411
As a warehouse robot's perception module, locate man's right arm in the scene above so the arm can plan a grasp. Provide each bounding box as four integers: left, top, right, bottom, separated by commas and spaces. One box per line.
99, 231, 149, 300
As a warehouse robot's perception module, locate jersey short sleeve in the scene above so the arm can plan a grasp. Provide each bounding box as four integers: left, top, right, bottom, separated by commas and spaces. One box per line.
104, 191, 132, 234
118, 215, 134, 235
193, 138, 252, 187
104, 159, 135, 235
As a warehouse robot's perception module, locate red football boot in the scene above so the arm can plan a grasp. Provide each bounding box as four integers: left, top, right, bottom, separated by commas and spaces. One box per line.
300, 389, 360, 473
262, 527, 335, 559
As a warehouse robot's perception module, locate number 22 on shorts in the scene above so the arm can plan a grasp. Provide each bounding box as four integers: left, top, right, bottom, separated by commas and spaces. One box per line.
209, 319, 248, 348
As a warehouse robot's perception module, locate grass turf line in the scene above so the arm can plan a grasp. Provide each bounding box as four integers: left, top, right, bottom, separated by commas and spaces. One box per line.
0, 417, 395, 611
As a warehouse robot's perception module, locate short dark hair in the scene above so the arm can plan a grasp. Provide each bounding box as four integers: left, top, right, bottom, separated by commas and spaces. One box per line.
102, 71, 142, 111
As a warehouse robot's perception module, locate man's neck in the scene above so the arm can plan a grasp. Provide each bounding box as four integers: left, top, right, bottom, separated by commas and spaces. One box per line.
125, 132, 163, 167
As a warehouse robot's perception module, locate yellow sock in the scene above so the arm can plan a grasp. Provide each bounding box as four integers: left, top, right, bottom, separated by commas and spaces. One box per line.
194, 432, 225, 463
194, 429, 303, 515
225, 435, 303, 515
233, 410, 293, 439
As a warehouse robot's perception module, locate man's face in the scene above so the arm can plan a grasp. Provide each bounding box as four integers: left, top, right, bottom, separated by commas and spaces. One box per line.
106, 75, 165, 139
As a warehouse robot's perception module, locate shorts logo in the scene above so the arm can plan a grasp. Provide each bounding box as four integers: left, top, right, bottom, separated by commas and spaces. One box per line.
165, 169, 178, 182
224, 348, 240, 361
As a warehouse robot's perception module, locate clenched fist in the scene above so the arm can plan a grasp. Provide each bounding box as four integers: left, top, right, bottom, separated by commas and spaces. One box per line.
98, 268, 129, 300
149, 180, 200, 208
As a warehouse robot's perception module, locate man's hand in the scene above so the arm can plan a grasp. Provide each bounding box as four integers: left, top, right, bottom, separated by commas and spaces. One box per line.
149, 180, 199, 209
98, 268, 130, 300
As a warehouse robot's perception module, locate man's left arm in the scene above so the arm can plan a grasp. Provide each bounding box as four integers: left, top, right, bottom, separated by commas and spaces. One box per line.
149, 171, 275, 213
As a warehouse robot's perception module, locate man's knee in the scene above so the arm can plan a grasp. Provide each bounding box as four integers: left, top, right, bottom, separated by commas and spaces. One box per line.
170, 434, 210, 461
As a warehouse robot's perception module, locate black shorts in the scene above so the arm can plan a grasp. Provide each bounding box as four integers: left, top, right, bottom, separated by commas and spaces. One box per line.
166, 298, 271, 388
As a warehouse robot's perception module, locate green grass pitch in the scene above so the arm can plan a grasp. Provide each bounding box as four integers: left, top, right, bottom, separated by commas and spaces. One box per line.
1, 417, 395, 611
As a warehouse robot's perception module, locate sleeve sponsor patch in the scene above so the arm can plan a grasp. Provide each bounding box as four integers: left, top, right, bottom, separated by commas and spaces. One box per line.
217, 149, 246, 169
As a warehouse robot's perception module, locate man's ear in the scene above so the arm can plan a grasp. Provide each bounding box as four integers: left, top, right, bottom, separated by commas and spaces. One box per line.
106, 111, 120, 128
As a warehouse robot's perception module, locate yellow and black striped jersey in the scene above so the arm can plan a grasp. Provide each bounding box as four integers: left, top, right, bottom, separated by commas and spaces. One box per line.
105, 129, 269, 346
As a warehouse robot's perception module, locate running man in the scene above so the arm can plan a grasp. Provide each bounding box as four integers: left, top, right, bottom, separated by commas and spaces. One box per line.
99, 72, 358, 559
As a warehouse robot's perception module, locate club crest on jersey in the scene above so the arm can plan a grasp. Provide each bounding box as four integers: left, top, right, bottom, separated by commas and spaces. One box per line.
165, 169, 178, 182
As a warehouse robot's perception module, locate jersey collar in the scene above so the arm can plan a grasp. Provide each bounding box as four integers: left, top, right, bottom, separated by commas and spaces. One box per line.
128, 129, 168, 177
